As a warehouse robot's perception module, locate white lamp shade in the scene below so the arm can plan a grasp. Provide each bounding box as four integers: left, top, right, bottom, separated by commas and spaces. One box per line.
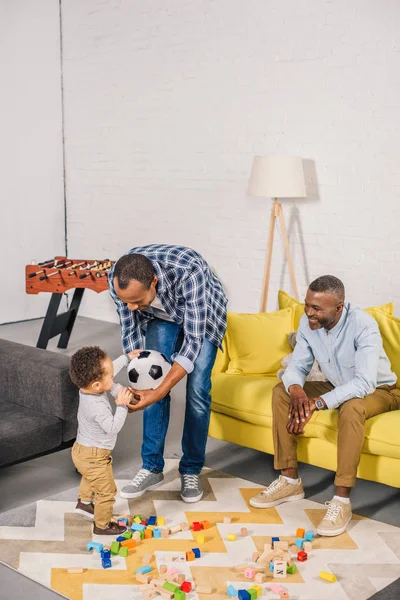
247, 156, 306, 198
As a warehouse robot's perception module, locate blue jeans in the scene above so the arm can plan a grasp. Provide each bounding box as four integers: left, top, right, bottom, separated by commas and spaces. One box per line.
141, 318, 218, 475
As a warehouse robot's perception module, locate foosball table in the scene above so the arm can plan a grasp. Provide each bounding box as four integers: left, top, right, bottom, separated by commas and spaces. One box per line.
25, 256, 114, 349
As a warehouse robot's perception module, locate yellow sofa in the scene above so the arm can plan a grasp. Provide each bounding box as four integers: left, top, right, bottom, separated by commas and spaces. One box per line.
208, 294, 400, 488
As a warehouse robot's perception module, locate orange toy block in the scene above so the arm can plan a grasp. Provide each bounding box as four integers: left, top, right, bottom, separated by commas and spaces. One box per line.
186, 550, 196, 561
201, 520, 211, 529
120, 539, 136, 549
144, 529, 153, 539
296, 528, 305, 538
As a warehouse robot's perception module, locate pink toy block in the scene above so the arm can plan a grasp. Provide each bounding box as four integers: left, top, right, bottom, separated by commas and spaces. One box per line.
244, 567, 256, 579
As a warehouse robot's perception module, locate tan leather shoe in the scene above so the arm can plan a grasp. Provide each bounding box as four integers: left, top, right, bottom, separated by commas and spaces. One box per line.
316, 499, 352, 536
249, 476, 305, 508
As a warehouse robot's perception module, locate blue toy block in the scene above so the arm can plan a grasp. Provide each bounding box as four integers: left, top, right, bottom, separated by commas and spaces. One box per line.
102, 558, 112, 569
238, 591, 251, 600
227, 584, 238, 597
295, 537, 305, 548
131, 523, 146, 532
153, 528, 161, 539
272, 536, 280, 544
269, 561, 275, 572
118, 517, 128, 525
116, 535, 126, 542
136, 565, 153, 575
87, 542, 103, 553
191, 547, 201, 558
101, 549, 110, 559
148, 516, 157, 526
305, 531, 315, 542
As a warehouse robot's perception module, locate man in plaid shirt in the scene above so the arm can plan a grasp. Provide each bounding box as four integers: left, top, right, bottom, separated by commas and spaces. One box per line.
108, 244, 227, 503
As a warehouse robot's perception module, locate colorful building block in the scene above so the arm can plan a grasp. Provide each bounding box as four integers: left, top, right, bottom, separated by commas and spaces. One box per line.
118, 517, 128, 526
255, 573, 268, 583
110, 541, 120, 555
196, 534, 205, 544
320, 571, 337, 583
274, 560, 287, 578
185, 550, 195, 561
267, 583, 288, 595
296, 528, 305, 538
122, 530, 132, 539
136, 565, 153, 574
87, 542, 103, 553
153, 528, 162, 539
174, 591, 186, 600
304, 531, 315, 541
252, 584, 262, 596
180, 582, 192, 592
287, 564, 297, 574
144, 528, 153, 539
201, 520, 211, 529
148, 516, 157, 525
270, 561, 275, 572
238, 591, 251, 600
169, 524, 182, 534
244, 567, 256, 579
247, 589, 257, 600
297, 551, 308, 562
120, 539, 136, 549
116, 535, 126, 542
157, 516, 165, 526
134, 516, 142, 524
295, 538, 305, 548
100, 549, 110, 559
119, 547, 128, 557
227, 533, 237, 541
227, 585, 237, 596
164, 581, 179, 592
303, 541, 312, 552
101, 558, 112, 569
192, 521, 201, 531
191, 547, 201, 558
131, 523, 146, 532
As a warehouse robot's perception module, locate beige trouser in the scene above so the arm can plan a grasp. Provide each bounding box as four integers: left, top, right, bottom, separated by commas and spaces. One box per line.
71, 442, 117, 529
272, 382, 400, 487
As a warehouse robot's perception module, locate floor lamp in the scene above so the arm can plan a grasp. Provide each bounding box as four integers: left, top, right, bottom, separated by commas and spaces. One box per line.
247, 156, 306, 313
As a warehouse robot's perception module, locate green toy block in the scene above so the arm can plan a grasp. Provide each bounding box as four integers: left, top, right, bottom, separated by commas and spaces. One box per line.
247, 589, 257, 600
110, 541, 120, 555
174, 592, 186, 600
122, 531, 132, 539
163, 581, 179, 593
139, 530, 145, 539
287, 563, 297, 574
119, 547, 128, 557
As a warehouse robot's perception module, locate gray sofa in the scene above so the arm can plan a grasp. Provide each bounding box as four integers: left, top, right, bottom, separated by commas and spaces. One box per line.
0, 338, 79, 467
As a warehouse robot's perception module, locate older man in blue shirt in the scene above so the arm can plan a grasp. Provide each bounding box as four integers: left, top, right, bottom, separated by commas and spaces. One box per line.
250, 275, 399, 536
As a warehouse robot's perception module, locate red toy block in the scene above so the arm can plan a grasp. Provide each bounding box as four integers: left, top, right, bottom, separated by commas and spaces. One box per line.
297, 551, 308, 562
141, 520, 147, 526
192, 522, 201, 531
180, 582, 192, 592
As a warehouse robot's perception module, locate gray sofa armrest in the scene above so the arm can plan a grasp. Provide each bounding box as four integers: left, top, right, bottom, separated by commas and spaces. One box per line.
0, 338, 78, 425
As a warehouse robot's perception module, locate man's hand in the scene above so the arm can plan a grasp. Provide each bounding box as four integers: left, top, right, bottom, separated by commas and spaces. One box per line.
126, 388, 164, 412
127, 349, 143, 360
287, 398, 317, 435
288, 384, 311, 426
115, 387, 133, 406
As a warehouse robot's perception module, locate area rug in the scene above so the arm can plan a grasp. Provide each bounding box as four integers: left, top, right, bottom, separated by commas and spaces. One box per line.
0, 459, 399, 600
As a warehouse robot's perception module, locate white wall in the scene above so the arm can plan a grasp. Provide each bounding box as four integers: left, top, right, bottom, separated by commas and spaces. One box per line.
0, 0, 65, 324
59, 0, 400, 321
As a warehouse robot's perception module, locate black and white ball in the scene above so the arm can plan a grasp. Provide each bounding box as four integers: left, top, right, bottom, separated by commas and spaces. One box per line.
127, 350, 171, 390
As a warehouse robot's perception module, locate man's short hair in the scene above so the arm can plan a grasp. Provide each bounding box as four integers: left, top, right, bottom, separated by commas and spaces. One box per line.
309, 275, 345, 302
69, 346, 107, 389
113, 254, 155, 290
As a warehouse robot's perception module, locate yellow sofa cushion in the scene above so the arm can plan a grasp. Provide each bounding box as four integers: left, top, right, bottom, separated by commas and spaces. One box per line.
225, 308, 294, 375
278, 290, 394, 330
367, 308, 400, 386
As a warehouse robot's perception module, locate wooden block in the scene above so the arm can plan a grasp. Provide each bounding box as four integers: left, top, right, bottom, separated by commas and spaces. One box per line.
142, 553, 153, 564
161, 528, 169, 539
159, 565, 168, 574
132, 531, 141, 543
151, 578, 166, 587
177, 574, 185, 585
67, 567, 84, 574
274, 541, 289, 551
180, 521, 190, 531
240, 527, 248, 537
303, 542, 312, 552
223, 516, 231, 524
232, 563, 250, 572
196, 584, 213, 594
252, 552, 261, 562
169, 524, 182, 534
273, 560, 287, 579
158, 590, 174, 599
255, 573, 269, 583
264, 543, 272, 552
137, 573, 153, 584
143, 591, 157, 599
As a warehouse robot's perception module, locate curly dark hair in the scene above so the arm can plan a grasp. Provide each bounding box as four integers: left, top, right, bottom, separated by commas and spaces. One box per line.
69, 346, 108, 389
309, 275, 345, 302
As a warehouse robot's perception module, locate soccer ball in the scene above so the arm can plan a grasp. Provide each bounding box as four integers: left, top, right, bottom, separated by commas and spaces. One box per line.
127, 350, 171, 390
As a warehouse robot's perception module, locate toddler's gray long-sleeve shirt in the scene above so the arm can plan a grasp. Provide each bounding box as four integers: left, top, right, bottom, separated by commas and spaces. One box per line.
75, 355, 129, 450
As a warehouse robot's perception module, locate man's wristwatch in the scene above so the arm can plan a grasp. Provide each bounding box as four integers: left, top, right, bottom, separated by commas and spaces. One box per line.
315, 399, 325, 410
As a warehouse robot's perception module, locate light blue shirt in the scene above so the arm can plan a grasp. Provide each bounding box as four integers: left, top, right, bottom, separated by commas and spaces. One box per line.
282, 303, 397, 410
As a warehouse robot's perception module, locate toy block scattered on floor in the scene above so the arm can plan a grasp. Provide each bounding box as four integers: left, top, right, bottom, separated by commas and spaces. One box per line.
295, 537, 305, 548
136, 572, 153, 584
118, 517, 128, 526
227, 584, 238, 596
233, 563, 250, 572
303, 541, 312, 552
252, 551, 261, 562
180, 521, 190, 531
163, 581, 179, 592
136, 565, 153, 574
320, 571, 337, 583
240, 527, 248, 537
87, 542, 103, 553
274, 540, 289, 551
67, 567, 84, 574
160, 565, 168, 575
223, 516, 232, 524
153, 528, 162, 539
131, 523, 146, 532
180, 581, 192, 592
119, 547, 128, 557
161, 528, 170, 538
268, 583, 288, 595
244, 567, 256, 579
255, 573, 269, 583
196, 534, 205, 544
296, 528, 305, 538
157, 516, 165, 526
110, 541, 120, 555
192, 547, 201, 558
272, 536, 280, 544
158, 589, 175, 599
185, 550, 195, 561
304, 530, 315, 541
274, 560, 287, 578
227, 533, 237, 541
287, 563, 297, 574
120, 538, 136, 549
122, 530, 132, 539
177, 574, 185, 585
238, 591, 251, 600
147, 516, 157, 526
132, 531, 142, 542
192, 521, 201, 531
297, 551, 308, 562
201, 520, 211, 529
102, 558, 112, 569
169, 524, 182, 534
174, 591, 186, 600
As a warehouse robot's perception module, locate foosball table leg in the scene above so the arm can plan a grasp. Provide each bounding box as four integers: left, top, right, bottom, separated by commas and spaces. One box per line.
36, 288, 85, 350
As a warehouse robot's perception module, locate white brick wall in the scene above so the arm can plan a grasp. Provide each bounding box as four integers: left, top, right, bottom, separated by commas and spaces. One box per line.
60, 0, 400, 323
0, 0, 65, 324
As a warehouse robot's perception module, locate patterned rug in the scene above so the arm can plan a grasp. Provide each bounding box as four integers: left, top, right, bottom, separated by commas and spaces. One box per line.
0, 459, 399, 600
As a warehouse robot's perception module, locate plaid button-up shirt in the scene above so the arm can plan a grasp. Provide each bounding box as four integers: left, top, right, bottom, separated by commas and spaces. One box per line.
108, 244, 228, 373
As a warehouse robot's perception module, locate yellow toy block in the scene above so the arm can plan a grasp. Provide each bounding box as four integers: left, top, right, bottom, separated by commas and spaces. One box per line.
320, 571, 337, 583
252, 584, 263, 596
134, 516, 142, 524
227, 533, 237, 541
197, 534, 205, 544
157, 517, 165, 526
